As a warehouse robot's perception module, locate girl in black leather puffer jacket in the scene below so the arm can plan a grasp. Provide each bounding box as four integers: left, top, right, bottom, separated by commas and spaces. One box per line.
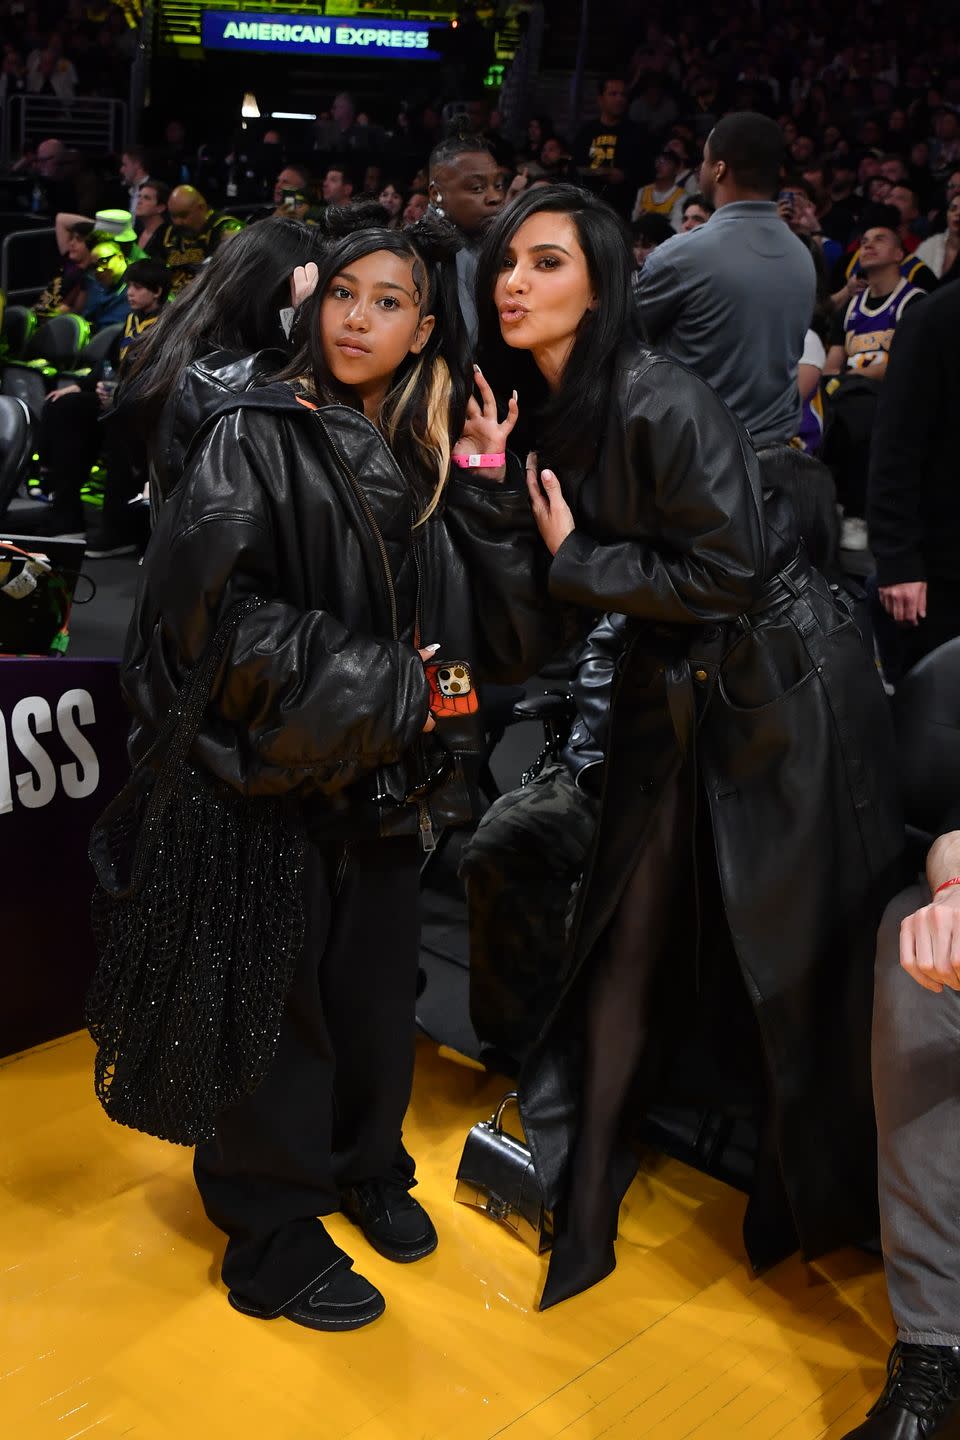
118, 226, 555, 1333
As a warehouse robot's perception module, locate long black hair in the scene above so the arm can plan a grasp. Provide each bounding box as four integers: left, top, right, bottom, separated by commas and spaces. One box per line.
274, 221, 471, 525
121, 216, 327, 430
475, 184, 633, 472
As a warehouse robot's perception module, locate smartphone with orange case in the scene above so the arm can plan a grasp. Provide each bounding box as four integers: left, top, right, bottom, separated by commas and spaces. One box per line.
424, 660, 480, 718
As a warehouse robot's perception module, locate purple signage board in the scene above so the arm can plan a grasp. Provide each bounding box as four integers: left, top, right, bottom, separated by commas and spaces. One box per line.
0, 658, 130, 1056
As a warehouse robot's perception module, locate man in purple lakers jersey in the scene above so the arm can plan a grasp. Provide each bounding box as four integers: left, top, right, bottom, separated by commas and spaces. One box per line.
822, 204, 926, 545
826, 204, 924, 379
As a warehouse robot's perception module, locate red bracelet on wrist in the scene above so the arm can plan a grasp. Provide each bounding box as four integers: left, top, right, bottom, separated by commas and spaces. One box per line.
933, 876, 960, 897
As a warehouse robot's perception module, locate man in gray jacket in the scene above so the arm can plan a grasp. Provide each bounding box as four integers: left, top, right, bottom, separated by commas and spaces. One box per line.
635, 111, 815, 447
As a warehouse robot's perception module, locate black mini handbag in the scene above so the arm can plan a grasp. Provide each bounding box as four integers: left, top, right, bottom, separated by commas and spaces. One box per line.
455, 1093, 553, 1253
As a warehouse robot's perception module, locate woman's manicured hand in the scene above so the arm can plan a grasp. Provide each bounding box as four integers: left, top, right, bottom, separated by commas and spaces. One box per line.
525, 452, 575, 555
290, 262, 319, 309
452, 365, 519, 482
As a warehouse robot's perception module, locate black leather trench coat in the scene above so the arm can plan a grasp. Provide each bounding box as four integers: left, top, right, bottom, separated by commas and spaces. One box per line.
518, 342, 904, 1270
122, 351, 556, 832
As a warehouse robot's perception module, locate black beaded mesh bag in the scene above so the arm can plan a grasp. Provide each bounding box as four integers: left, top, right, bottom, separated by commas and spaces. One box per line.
86, 596, 306, 1146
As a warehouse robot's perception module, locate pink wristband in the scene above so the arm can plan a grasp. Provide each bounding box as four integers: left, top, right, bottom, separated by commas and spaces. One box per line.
933, 876, 960, 898
452, 452, 506, 469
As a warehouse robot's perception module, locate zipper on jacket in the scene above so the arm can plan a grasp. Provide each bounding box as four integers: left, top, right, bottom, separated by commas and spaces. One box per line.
418, 801, 436, 851
412, 536, 424, 651
313, 407, 438, 848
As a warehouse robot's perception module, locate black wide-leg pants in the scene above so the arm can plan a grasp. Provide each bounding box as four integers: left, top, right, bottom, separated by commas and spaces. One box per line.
193, 833, 421, 1312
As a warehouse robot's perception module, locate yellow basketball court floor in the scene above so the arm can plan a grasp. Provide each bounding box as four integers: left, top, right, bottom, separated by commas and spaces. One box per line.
2, 1031, 892, 1439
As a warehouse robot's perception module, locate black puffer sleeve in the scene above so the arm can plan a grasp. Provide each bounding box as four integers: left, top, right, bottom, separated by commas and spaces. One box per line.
440, 461, 560, 683
548, 361, 767, 624
121, 411, 430, 798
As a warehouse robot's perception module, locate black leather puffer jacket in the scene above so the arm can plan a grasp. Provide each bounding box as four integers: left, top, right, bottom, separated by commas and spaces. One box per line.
121, 351, 556, 833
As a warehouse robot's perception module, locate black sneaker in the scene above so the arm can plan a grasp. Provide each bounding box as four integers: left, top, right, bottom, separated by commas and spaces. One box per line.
341, 1179, 438, 1263
228, 1254, 385, 1332
842, 1342, 960, 1438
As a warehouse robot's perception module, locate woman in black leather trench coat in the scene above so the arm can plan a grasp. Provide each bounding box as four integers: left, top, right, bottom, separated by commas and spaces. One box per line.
475, 186, 904, 1309
120, 226, 555, 1332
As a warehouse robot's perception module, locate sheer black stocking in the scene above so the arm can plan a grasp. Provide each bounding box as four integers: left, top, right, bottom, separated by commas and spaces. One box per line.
540, 765, 692, 1309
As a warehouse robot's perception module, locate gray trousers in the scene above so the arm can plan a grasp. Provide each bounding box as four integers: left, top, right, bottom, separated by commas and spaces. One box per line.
874, 885, 960, 1345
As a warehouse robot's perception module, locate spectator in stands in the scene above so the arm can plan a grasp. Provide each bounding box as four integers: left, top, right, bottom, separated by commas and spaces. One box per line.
34, 218, 95, 318
635, 111, 816, 447
120, 145, 152, 216
834, 221, 939, 301
362, 162, 383, 198
664, 137, 701, 197
378, 181, 404, 229
867, 281, 960, 679
321, 164, 354, 206
157, 118, 191, 185
680, 193, 713, 230
780, 182, 844, 272
135, 180, 169, 261
839, 831, 960, 1439
82, 240, 131, 329
880, 154, 910, 188
94, 209, 146, 261
821, 155, 862, 244
23, 136, 76, 213
0, 49, 26, 104
20, 258, 170, 547
631, 213, 674, 268
428, 137, 504, 341
26, 46, 77, 100
824, 205, 924, 548
572, 75, 645, 218
888, 183, 926, 252
628, 75, 678, 140
539, 135, 577, 183
916, 194, 960, 282
825, 209, 924, 380
402, 191, 429, 226
631, 149, 687, 229
941, 169, 960, 225
929, 106, 960, 182
505, 162, 551, 203
313, 91, 369, 154
522, 114, 554, 166
160, 185, 243, 293
272, 164, 314, 221
463, 96, 516, 173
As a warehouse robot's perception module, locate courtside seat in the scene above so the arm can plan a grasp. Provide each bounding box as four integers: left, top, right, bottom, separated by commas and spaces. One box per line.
23, 313, 90, 370
0, 394, 32, 520
1, 305, 36, 361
